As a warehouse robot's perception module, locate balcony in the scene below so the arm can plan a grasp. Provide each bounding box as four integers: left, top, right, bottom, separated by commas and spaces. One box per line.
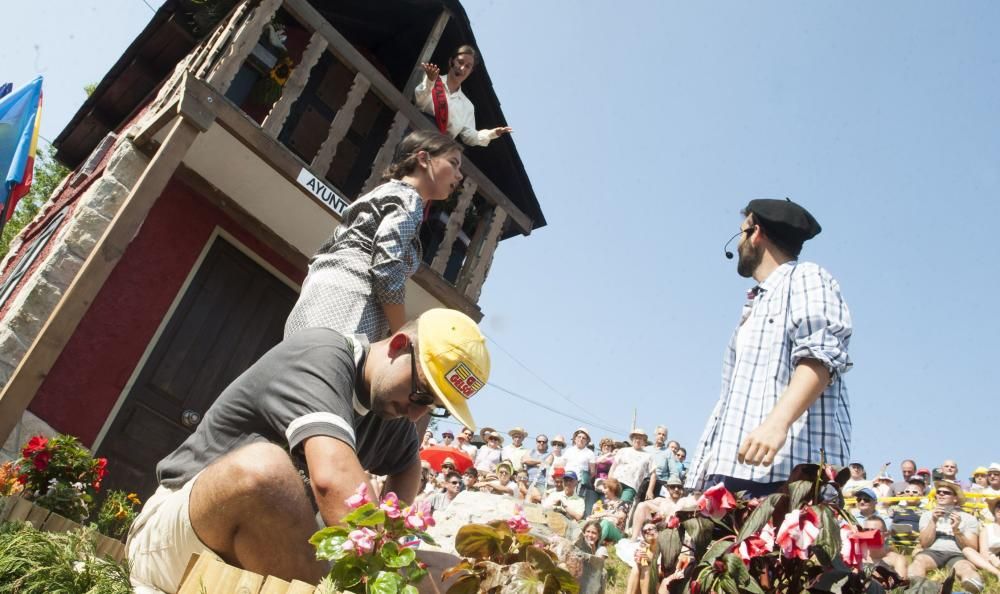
127, 0, 541, 320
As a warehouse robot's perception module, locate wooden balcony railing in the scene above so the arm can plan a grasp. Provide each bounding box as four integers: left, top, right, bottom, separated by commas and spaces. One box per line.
145, 0, 532, 309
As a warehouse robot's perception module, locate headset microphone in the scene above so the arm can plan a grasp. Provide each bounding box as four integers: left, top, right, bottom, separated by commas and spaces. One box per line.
723, 230, 744, 260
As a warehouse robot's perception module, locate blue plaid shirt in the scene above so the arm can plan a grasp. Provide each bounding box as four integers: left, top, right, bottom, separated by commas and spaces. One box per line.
687, 261, 853, 490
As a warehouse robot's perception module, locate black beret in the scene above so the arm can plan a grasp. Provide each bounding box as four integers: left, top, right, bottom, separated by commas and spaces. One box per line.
745, 198, 821, 242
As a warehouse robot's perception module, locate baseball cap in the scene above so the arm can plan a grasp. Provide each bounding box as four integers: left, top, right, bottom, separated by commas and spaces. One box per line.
855, 487, 878, 501
563, 471, 578, 482
416, 309, 490, 431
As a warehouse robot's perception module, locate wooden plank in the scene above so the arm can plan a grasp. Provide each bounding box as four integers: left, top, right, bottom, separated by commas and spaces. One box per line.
462, 208, 507, 302
285, 580, 318, 594
259, 575, 292, 594
282, 0, 532, 234
24, 502, 51, 529
262, 32, 328, 137
403, 9, 451, 97
176, 553, 221, 594
411, 265, 482, 322
194, 2, 251, 78
361, 110, 408, 194
40, 511, 77, 533
430, 180, 476, 274
310, 72, 371, 173
233, 569, 265, 593
0, 117, 202, 444
5, 497, 34, 522
206, 0, 283, 93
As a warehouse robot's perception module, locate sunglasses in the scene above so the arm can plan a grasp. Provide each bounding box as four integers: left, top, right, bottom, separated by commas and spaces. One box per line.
537, 440, 548, 444
448, 481, 461, 485
552, 442, 565, 447
408, 345, 449, 418
643, 528, 658, 535
668, 485, 684, 490
938, 490, 954, 496
856, 496, 874, 503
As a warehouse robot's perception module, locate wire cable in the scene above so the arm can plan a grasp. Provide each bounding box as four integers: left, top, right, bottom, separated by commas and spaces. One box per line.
485, 382, 628, 436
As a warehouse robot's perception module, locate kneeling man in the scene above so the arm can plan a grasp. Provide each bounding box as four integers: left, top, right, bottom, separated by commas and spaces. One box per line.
127, 309, 490, 593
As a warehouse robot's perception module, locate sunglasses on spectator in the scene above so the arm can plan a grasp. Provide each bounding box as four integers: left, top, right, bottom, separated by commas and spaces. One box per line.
552, 442, 565, 447
668, 485, 684, 490
449, 480, 461, 485
856, 496, 874, 503
408, 345, 449, 418
537, 439, 548, 444
903, 490, 921, 495
938, 490, 954, 496
643, 528, 658, 534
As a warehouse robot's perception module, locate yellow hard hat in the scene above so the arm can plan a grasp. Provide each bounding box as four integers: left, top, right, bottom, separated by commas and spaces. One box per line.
417, 308, 490, 431
973, 467, 989, 476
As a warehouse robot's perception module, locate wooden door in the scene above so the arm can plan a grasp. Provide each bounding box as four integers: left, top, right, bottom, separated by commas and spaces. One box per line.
97, 238, 297, 498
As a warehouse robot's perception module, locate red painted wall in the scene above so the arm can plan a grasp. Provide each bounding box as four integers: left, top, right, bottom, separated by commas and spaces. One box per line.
29, 177, 305, 444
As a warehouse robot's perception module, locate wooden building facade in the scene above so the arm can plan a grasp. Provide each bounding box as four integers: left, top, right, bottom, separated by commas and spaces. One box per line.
0, 0, 544, 498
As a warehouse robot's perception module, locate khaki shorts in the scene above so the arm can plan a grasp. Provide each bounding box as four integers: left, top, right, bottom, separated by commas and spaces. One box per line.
126, 473, 215, 594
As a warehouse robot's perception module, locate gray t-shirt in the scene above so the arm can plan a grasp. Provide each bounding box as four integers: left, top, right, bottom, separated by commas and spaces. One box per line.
157, 328, 417, 489
918, 509, 979, 553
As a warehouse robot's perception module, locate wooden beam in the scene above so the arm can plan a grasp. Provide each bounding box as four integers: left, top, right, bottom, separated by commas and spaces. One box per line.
361, 110, 408, 194
403, 9, 451, 97
261, 32, 328, 138
310, 72, 371, 173
205, 0, 283, 93
0, 117, 203, 443
430, 180, 476, 274
282, 0, 532, 234
462, 207, 507, 302
412, 265, 482, 322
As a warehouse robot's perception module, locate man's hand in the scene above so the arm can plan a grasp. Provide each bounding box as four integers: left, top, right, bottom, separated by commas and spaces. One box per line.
492, 126, 513, 137
422, 63, 440, 82
738, 418, 787, 466
949, 512, 961, 532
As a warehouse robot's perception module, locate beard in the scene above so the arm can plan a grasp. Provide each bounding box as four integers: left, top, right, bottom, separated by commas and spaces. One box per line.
737, 241, 763, 278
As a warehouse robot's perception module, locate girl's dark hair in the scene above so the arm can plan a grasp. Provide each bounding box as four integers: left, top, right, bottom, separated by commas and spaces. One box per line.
451, 44, 478, 66
383, 129, 463, 181
577, 520, 603, 553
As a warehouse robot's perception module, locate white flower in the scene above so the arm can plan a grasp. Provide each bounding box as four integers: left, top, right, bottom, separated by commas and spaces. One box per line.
72, 561, 85, 573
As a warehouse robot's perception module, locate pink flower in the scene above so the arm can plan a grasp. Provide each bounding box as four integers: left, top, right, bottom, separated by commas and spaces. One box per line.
841, 527, 883, 567
404, 500, 435, 530
698, 483, 738, 520
775, 507, 820, 560
738, 524, 774, 565
347, 527, 377, 555
380, 492, 402, 518
666, 516, 680, 529
346, 483, 372, 509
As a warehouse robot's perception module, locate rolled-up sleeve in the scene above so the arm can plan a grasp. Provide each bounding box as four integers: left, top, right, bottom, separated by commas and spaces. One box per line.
789, 265, 853, 379
370, 195, 421, 304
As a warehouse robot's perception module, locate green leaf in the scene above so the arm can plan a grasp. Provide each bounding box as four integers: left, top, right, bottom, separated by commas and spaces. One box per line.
341, 502, 378, 524
356, 508, 387, 527
330, 559, 364, 589
657, 528, 682, 573
788, 480, 813, 509
526, 545, 557, 572
314, 534, 349, 561
309, 525, 349, 546
441, 559, 473, 581
386, 546, 416, 568
446, 574, 481, 594
455, 524, 505, 560
813, 505, 842, 565
702, 538, 735, 564
370, 571, 405, 594
736, 493, 784, 543
547, 567, 580, 594
682, 516, 716, 557
402, 585, 419, 594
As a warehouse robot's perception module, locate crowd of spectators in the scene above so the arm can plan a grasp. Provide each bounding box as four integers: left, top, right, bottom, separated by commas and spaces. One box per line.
414, 428, 1000, 594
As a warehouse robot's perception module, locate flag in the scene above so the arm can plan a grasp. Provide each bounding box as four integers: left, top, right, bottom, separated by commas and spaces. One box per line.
0, 83, 13, 100
0, 76, 43, 221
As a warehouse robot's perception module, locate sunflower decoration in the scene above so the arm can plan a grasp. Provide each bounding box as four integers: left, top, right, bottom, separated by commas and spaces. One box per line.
269, 56, 294, 86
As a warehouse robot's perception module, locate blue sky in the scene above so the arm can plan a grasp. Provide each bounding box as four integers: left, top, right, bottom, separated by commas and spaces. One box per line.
3, 1, 999, 481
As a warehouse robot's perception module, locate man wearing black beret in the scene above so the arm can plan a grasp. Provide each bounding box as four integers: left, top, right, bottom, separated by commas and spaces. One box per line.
687, 199, 853, 497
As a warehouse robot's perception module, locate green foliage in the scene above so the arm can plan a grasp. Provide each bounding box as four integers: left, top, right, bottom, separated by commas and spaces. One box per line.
94, 491, 142, 540
0, 144, 70, 259
14, 434, 109, 523
0, 521, 130, 593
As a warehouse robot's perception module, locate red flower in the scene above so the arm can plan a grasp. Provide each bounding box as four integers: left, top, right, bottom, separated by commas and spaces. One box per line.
698, 483, 738, 520
32, 451, 52, 472
775, 507, 820, 560
21, 435, 48, 458
738, 525, 775, 566
690, 581, 701, 594
666, 515, 680, 529
841, 527, 883, 567
94, 458, 108, 480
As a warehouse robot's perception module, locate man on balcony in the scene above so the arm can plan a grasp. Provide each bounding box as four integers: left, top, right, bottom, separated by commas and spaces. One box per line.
414, 45, 512, 147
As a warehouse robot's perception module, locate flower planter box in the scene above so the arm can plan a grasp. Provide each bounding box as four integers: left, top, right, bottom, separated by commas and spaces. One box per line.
177, 553, 321, 594
0, 495, 127, 562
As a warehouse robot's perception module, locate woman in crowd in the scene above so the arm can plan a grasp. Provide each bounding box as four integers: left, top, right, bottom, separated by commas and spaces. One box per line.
462, 467, 480, 492
544, 435, 567, 486
514, 471, 531, 501
577, 520, 608, 558
479, 461, 517, 496
962, 498, 1000, 577
588, 477, 631, 543
626, 521, 660, 594
970, 467, 990, 493
595, 437, 616, 481
420, 430, 436, 450
608, 429, 651, 503
284, 130, 463, 341
474, 429, 503, 473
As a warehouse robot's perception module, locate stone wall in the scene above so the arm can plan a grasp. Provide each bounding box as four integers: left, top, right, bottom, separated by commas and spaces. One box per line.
0, 138, 150, 447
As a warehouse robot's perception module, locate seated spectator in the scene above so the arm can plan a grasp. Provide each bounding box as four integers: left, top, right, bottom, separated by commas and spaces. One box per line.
984, 463, 1000, 495
462, 466, 480, 492
429, 471, 463, 513
542, 471, 584, 521
456, 427, 477, 458
420, 430, 437, 450
502, 427, 529, 472
545, 435, 568, 487
436, 457, 458, 484
414, 45, 512, 147
940, 459, 967, 488
843, 462, 869, 496
609, 429, 652, 503
532, 467, 565, 504
893, 459, 918, 494
908, 481, 984, 593
479, 461, 517, 496
514, 470, 531, 501
474, 429, 503, 473
961, 497, 1000, 579
890, 479, 925, 534
630, 477, 691, 539
626, 521, 660, 594
595, 437, 616, 481
522, 434, 549, 489
419, 460, 437, 496
970, 467, 990, 493
577, 519, 608, 558
439, 429, 455, 449
588, 477, 631, 543
863, 516, 908, 579
853, 487, 892, 531
675, 447, 688, 481
914, 468, 933, 493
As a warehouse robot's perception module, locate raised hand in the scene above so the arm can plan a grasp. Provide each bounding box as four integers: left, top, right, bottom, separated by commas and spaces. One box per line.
422, 63, 440, 82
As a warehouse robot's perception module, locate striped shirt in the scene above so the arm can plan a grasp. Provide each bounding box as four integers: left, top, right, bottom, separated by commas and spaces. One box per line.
687, 261, 853, 490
